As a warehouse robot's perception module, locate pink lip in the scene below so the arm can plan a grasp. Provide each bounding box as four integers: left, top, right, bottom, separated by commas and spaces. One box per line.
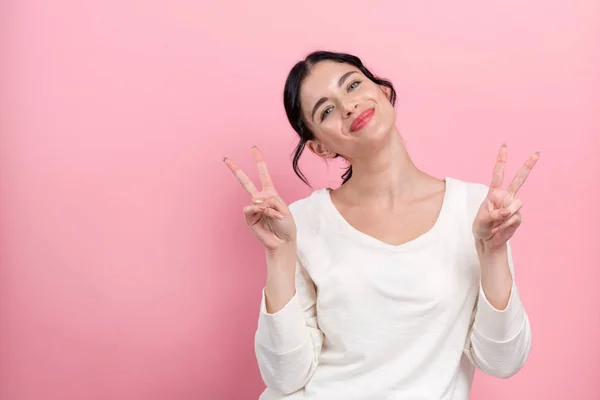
350, 108, 375, 132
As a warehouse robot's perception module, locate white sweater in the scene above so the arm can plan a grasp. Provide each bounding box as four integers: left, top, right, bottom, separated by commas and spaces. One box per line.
254, 177, 531, 400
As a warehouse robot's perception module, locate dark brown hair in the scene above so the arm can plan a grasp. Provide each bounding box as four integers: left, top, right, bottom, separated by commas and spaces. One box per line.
283, 51, 397, 186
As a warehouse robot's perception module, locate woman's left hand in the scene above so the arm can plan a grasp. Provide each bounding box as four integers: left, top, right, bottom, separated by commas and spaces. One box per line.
473, 144, 540, 252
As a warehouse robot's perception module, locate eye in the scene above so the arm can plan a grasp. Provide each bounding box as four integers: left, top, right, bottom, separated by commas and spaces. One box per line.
321, 106, 334, 121
348, 81, 361, 91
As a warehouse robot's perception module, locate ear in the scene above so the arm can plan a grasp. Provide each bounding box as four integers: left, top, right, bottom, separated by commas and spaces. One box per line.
306, 140, 336, 159
379, 84, 392, 100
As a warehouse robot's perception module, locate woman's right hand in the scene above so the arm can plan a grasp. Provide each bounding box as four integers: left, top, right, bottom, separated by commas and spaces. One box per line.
224, 146, 297, 251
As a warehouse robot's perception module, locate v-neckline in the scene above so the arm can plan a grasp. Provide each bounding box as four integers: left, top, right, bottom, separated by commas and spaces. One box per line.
319, 177, 453, 252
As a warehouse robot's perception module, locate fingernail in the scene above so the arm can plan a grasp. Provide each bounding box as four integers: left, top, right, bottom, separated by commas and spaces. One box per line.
275, 213, 284, 220
252, 145, 256, 149
222, 156, 227, 162
502, 143, 507, 147
535, 151, 540, 156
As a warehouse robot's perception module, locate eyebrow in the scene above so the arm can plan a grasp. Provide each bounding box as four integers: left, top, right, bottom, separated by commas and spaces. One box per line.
311, 71, 358, 121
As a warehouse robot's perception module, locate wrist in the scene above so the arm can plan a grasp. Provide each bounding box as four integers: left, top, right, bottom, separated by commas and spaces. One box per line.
475, 238, 507, 260
266, 242, 297, 260
266, 242, 297, 273
264, 243, 297, 314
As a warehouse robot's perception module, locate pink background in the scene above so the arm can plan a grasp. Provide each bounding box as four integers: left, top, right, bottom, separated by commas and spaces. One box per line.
1, 1, 599, 399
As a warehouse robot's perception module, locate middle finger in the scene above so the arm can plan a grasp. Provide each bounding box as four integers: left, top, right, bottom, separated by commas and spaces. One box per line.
224, 157, 260, 197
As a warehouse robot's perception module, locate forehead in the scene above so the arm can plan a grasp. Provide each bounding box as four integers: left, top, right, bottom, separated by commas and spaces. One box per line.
300, 61, 363, 109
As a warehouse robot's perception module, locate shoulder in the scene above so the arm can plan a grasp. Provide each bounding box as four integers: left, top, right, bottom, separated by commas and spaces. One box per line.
288, 189, 323, 218
288, 188, 330, 233
287, 189, 333, 270
447, 177, 489, 223
450, 177, 489, 201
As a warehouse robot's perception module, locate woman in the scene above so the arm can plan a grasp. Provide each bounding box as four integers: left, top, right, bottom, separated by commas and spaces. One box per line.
223, 51, 538, 400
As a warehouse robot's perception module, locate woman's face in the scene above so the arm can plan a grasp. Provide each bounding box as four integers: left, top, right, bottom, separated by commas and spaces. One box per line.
300, 60, 396, 162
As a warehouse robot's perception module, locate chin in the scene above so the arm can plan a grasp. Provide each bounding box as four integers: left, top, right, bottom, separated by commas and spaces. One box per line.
373, 107, 395, 132
350, 122, 396, 158
370, 118, 395, 139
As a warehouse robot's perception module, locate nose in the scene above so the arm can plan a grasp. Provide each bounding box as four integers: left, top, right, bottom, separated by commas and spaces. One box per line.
342, 101, 359, 118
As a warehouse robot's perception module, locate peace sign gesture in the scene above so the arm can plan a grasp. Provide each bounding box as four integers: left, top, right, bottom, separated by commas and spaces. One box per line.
473, 144, 540, 251
223, 147, 297, 251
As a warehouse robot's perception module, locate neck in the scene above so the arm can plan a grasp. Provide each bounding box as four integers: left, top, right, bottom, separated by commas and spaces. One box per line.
339, 128, 425, 202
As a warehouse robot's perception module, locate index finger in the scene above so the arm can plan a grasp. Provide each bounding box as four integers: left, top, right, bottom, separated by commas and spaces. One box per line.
252, 146, 275, 191
490, 144, 507, 190
507, 151, 540, 196
223, 157, 260, 197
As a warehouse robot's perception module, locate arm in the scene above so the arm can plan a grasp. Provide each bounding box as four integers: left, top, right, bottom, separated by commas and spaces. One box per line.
467, 145, 539, 378
465, 144, 538, 378
254, 245, 323, 395
467, 240, 531, 378
222, 147, 323, 394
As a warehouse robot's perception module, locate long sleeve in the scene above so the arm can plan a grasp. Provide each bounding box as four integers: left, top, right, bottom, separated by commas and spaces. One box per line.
254, 257, 323, 395
462, 182, 532, 378
467, 241, 532, 378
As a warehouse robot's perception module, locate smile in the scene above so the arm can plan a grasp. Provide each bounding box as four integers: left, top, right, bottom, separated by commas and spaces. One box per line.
350, 108, 375, 132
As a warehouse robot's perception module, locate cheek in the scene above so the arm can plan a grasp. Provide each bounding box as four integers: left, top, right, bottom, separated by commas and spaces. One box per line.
379, 102, 396, 125
324, 115, 343, 130
313, 117, 343, 139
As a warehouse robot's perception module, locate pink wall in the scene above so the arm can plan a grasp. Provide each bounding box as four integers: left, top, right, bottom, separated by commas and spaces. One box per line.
1, 1, 599, 399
